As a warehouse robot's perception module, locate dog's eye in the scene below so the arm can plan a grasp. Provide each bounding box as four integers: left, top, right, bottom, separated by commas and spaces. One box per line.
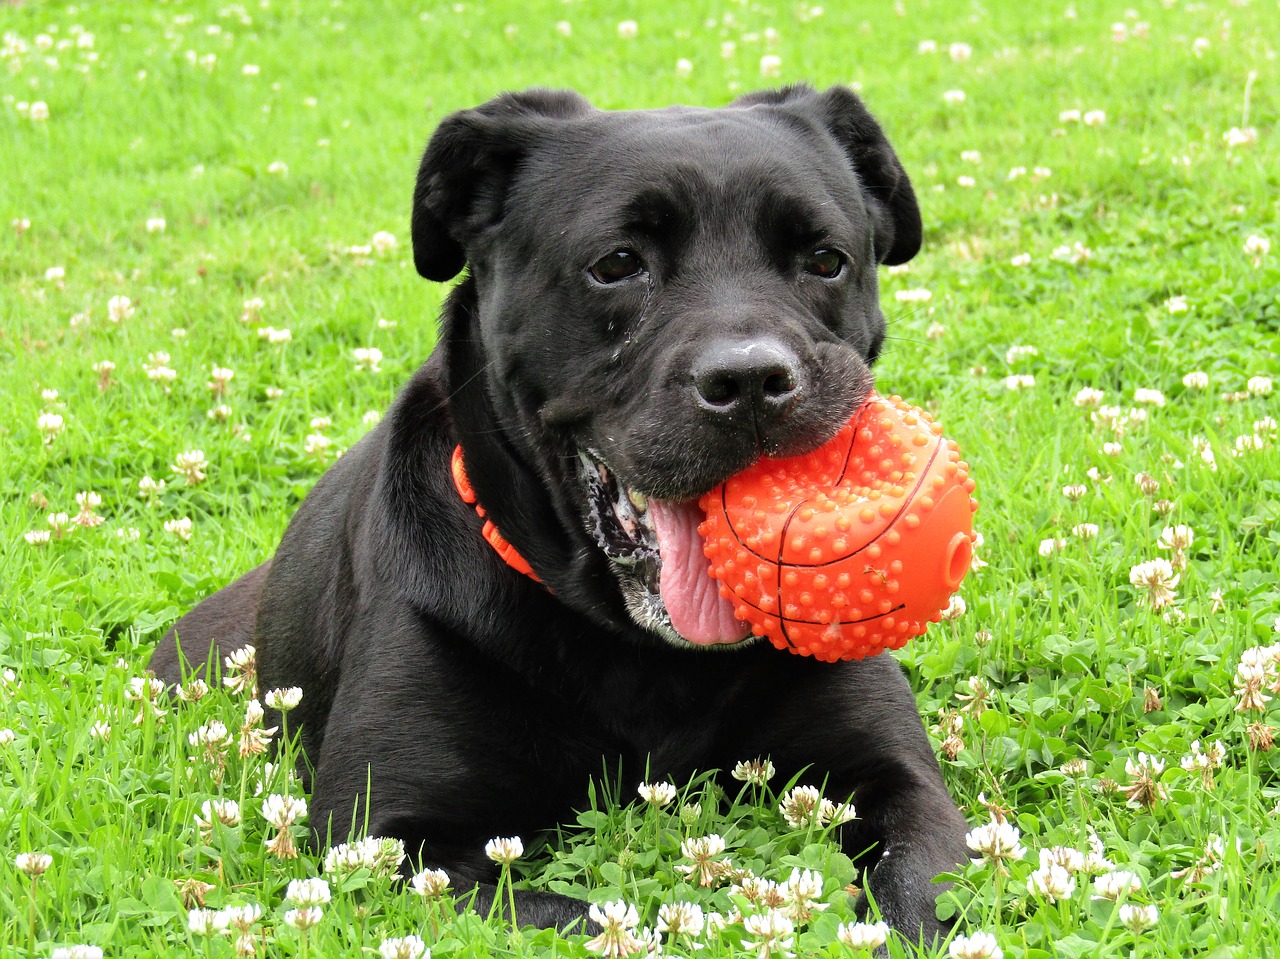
589, 250, 645, 284
803, 248, 846, 279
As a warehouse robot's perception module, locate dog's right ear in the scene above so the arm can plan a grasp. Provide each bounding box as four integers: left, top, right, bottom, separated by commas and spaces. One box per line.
412, 89, 593, 281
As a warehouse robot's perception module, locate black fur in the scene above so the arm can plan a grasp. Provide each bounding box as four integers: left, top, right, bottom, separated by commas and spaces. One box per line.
150, 84, 968, 939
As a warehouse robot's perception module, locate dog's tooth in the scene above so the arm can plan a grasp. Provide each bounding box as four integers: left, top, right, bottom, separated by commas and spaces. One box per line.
627, 489, 649, 513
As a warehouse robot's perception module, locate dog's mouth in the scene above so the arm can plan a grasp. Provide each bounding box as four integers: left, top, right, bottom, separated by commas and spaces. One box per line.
577, 451, 753, 649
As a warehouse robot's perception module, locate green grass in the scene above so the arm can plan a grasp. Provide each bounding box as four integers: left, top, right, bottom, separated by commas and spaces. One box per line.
2, 0, 1279, 956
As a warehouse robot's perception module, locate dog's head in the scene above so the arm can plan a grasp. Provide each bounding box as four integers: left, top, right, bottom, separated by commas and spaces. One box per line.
412, 85, 921, 649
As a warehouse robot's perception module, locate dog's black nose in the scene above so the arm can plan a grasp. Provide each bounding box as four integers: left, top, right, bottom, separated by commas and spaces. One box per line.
692, 338, 803, 422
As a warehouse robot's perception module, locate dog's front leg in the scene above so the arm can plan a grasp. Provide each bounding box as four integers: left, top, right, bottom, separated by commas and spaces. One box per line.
839, 763, 971, 944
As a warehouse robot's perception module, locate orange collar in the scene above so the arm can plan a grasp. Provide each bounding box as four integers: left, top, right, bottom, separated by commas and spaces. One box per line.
450, 445, 542, 583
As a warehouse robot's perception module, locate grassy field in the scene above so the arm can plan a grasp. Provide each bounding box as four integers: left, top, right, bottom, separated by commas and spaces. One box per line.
2, 0, 1278, 956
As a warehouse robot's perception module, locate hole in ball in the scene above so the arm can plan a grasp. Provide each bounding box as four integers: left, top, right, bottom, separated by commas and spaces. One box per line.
944, 533, 972, 590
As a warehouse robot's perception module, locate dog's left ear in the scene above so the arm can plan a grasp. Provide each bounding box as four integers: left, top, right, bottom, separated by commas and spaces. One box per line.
412, 89, 594, 281
733, 84, 921, 266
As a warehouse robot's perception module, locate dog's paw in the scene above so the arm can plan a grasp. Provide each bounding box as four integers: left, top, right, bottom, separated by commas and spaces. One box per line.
462, 884, 598, 934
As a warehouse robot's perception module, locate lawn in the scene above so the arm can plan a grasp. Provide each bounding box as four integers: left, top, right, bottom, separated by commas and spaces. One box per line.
1, 0, 1278, 957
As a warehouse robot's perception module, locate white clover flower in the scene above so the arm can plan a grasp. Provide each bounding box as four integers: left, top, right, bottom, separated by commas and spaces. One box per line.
171, 450, 208, 485
1083, 109, 1106, 126
759, 54, 782, 77
1223, 127, 1258, 148
949, 42, 972, 62
410, 867, 450, 898
353, 346, 383, 372
1244, 234, 1270, 263
731, 757, 776, 785
586, 899, 646, 958
1122, 752, 1168, 808
637, 781, 676, 806
379, 935, 428, 959
146, 217, 166, 233
742, 909, 795, 957
1003, 374, 1035, 390
164, 517, 194, 541
1093, 870, 1142, 900
1247, 376, 1273, 397
304, 432, 332, 456
943, 89, 967, 104
371, 230, 397, 253
779, 866, 828, 922
283, 906, 323, 930
677, 834, 729, 886
616, 20, 638, 38
137, 475, 166, 500
657, 901, 704, 938
195, 797, 241, 831
262, 793, 308, 828
965, 820, 1026, 867
1072, 523, 1099, 540
1133, 388, 1165, 406
1119, 903, 1158, 932
949, 930, 1003, 959
188, 720, 229, 747
1009, 253, 1031, 267
1129, 559, 1178, 609
1051, 241, 1092, 264
837, 920, 889, 951
1039, 845, 1085, 875
555, 21, 572, 37
918, 39, 938, 54
265, 686, 303, 711
285, 877, 331, 908
266, 160, 288, 175
1074, 386, 1105, 406
675, 58, 693, 77
188, 907, 228, 935
778, 785, 823, 827
894, 288, 932, 303
484, 835, 523, 864
15, 852, 52, 876
51, 947, 103, 959
1005, 344, 1038, 364
38, 411, 65, 442
108, 295, 134, 322
1182, 371, 1208, 389
1029, 863, 1075, 901
1164, 295, 1189, 314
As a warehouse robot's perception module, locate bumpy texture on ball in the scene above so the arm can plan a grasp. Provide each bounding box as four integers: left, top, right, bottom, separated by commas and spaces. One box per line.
698, 392, 977, 662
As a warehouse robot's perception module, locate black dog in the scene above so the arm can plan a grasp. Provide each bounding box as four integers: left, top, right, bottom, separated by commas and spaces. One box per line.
150, 84, 970, 939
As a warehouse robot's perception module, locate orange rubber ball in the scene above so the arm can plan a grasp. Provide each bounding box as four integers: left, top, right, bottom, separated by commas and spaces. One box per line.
698, 392, 978, 662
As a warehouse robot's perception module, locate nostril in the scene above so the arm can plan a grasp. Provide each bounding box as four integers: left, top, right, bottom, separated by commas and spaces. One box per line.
762, 370, 798, 399
697, 373, 741, 408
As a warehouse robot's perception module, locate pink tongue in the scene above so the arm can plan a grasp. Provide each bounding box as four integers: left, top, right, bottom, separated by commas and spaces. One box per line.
648, 499, 751, 646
